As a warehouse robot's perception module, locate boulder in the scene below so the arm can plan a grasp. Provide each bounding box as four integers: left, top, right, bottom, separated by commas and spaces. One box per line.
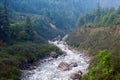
57, 61, 69, 71
61, 51, 67, 56
50, 52, 58, 58
69, 62, 77, 67
48, 57, 53, 61
68, 70, 82, 80
57, 62, 78, 71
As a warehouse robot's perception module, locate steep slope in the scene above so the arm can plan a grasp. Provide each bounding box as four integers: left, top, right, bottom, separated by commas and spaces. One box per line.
66, 26, 120, 80
0, 1, 63, 80
1, 0, 118, 33
66, 7, 120, 80
7, 0, 120, 32
9, 12, 64, 40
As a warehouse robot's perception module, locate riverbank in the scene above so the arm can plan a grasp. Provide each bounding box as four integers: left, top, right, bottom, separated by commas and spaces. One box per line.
66, 27, 120, 80
0, 42, 62, 80
22, 40, 90, 80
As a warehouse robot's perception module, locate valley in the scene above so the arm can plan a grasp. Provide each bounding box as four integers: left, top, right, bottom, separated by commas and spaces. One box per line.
0, 0, 120, 80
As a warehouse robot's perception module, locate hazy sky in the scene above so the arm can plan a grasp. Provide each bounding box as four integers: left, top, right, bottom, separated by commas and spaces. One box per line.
99, 0, 120, 8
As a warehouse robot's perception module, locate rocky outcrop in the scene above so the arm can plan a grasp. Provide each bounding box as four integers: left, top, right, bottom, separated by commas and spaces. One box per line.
68, 70, 82, 80
57, 61, 69, 71
57, 62, 78, 71
61, 51, 67, 56
69, 62, 77, 67
50, 51, 67, 58
50, 52, 58, 58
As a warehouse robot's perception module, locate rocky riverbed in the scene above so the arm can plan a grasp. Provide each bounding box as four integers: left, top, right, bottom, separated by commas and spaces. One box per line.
21, 40, 90, 80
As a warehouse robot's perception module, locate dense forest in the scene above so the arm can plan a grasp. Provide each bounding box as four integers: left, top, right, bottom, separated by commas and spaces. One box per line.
4, 0, 120, 32
77, 5, 120, 27
0, 0, 120, 80
0, 0, 62, 79
6, 0, 97, 31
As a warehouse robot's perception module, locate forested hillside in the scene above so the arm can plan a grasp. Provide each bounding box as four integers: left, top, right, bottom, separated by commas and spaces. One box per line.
77, 5, 120, 27
66, 7, 120, 80
1, 0, 120, 32
7, 0, 120, 32
0, 0, 62, 79
7, 0, 90, 31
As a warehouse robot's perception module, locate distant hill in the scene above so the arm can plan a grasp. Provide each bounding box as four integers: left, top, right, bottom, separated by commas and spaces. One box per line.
6, 0, 120, 32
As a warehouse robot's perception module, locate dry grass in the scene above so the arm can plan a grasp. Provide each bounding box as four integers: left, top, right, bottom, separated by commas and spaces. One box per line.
114, 25, 120, 35
76, 27, 107, 36
76, 25, 120, 36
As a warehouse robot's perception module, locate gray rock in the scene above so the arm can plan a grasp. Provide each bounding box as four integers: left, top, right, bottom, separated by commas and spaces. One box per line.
62, 51, 67, 56
68, 70, 82, 80
69, 62, 78, 67
57, 61, 69, 71
50, 52, 58, 58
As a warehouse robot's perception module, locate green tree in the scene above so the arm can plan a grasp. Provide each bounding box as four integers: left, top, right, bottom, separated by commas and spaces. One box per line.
106, 12, 120, 26
1, 0, 9, 27
82, 50, 113, 80
117, 6, 120, 15
25, 16, 34, 40
94, 3, 102, 26
0, 0, 10, 43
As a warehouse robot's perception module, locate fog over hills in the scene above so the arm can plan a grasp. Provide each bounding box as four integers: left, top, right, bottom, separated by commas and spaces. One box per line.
98, 0, 120, 8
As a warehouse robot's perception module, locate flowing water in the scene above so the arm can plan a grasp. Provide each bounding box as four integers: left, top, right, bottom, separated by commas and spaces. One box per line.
22, 40, 90, 80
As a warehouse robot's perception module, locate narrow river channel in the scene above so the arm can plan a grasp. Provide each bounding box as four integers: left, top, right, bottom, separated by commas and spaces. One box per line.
22, 40, 90, 80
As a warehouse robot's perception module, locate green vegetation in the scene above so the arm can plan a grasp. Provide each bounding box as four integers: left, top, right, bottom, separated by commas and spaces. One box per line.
67, 27, 120, 54
0, 42, 62, 80
67, 27, 120, 80
67, 7, 120, 80
77, 5, 120, 27
0, 0, 120, 80
0, 0, 62, 80
7, 0, 95, 32
0, 0, 63, 44
0, 0, 10, 44
6, 0, 112, 32
82, 50, 120, 80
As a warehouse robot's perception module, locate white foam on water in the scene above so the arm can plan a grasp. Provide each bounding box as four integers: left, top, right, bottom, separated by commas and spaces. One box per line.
22, 41, 90, 80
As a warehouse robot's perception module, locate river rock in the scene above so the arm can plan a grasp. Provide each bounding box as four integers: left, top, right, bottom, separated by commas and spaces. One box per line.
50, 52, 58, 58
69, 62, 78, 67
57, 61, 69, 71
48, 57, 53, 61
68, 70, 82, 80
61, 51, 67, 56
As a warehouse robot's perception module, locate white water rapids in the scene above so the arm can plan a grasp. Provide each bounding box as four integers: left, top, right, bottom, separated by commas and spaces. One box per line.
22, 40, 90, 80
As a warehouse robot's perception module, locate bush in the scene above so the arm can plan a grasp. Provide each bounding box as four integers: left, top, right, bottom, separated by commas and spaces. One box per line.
82, 50, 120, 80
0, 42, 61, 80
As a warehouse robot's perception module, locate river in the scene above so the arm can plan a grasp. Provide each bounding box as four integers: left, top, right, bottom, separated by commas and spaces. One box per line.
21, 40, 90, 80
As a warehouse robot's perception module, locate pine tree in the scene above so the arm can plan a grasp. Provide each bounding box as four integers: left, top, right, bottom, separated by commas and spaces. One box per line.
94, 3, 102, 26
0, 0, 9, 27
0, 0, 10, 43
117, 6, 120, 15
0, 4, 3, 26
25, 16, 34, 40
